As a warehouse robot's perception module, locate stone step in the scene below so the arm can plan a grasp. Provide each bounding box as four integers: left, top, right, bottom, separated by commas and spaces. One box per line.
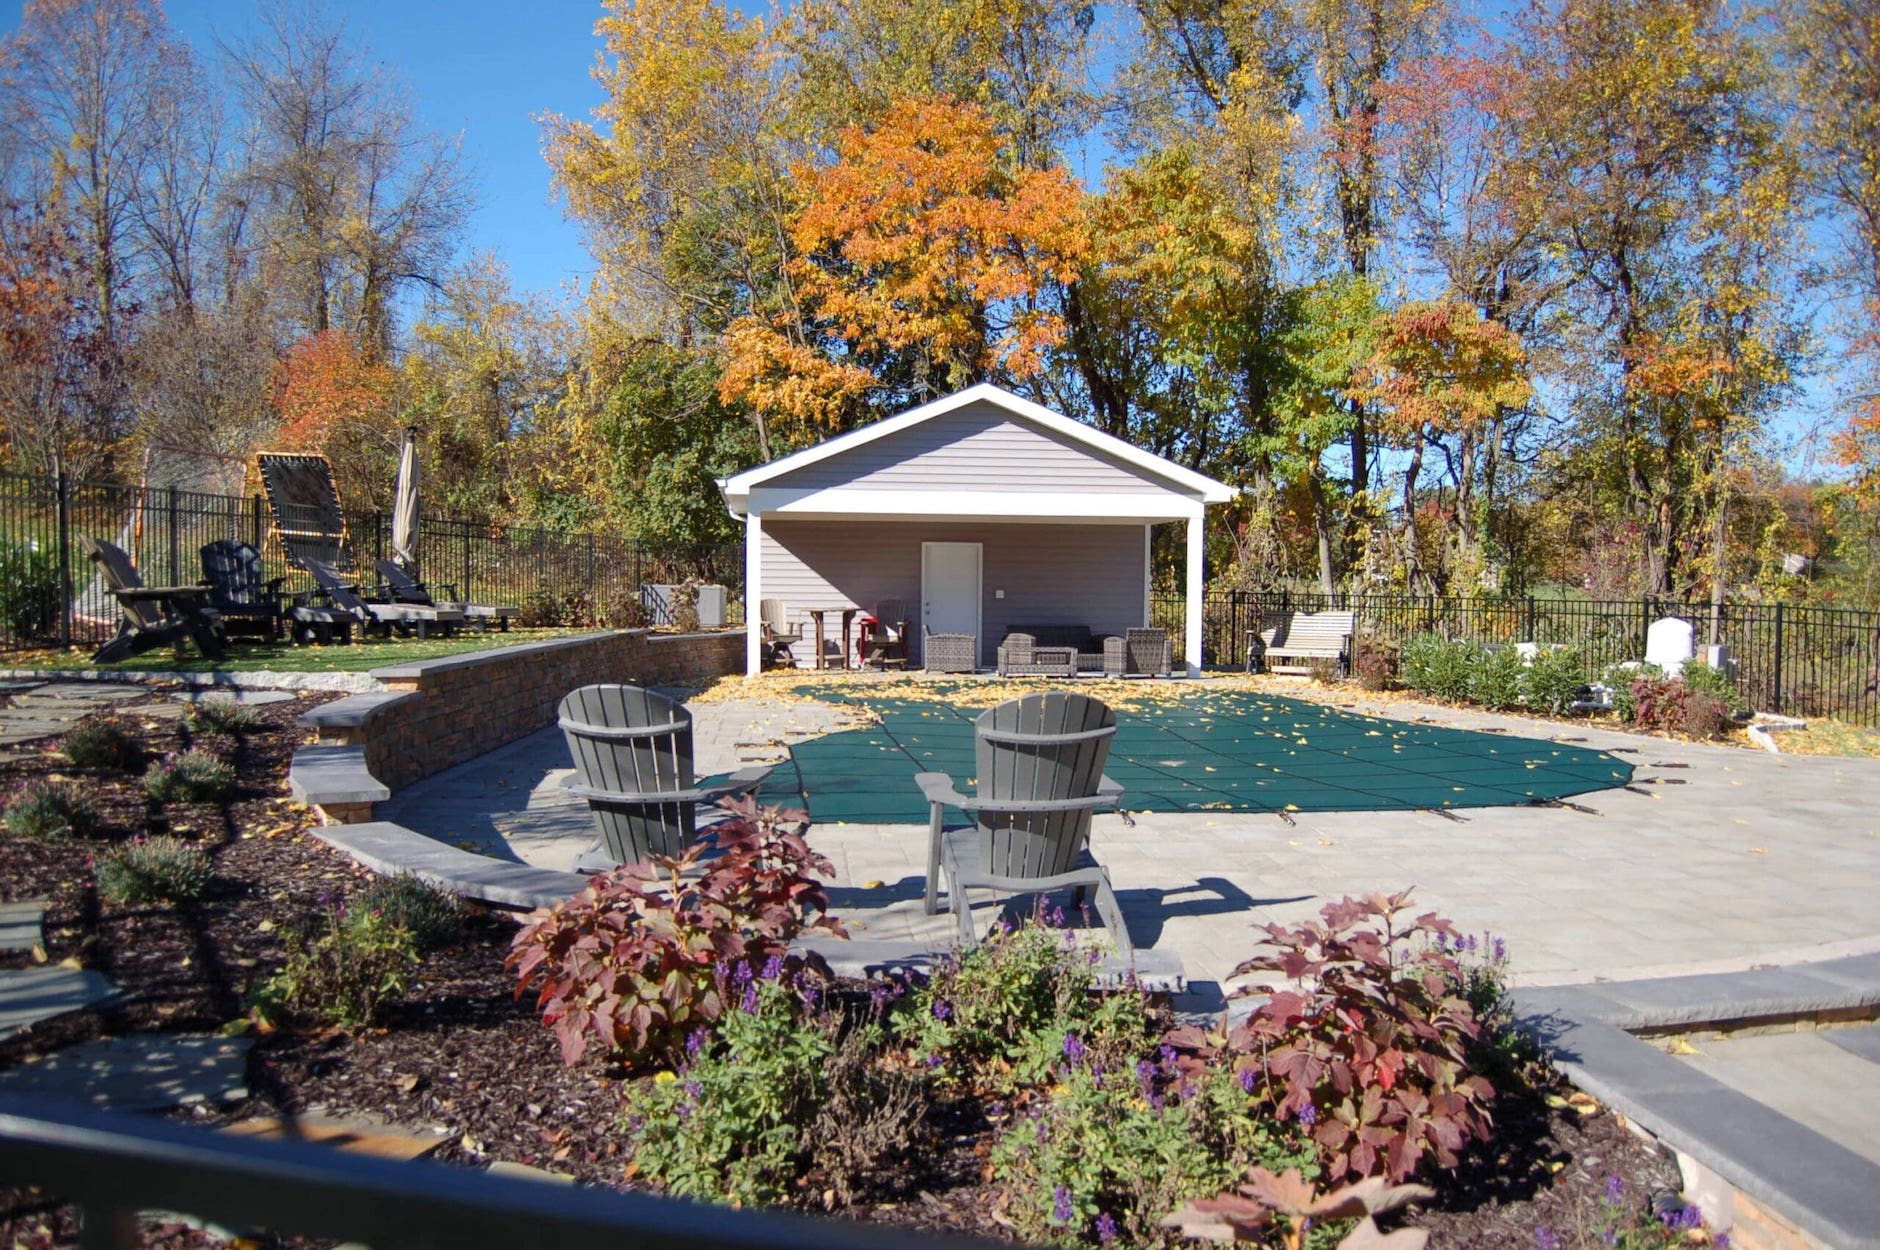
0, 900, 48, 954
312, 820, 585, 910
0, 966, 126, 1038
222, 1111, 448, 1161
0, 1033, 251, 1110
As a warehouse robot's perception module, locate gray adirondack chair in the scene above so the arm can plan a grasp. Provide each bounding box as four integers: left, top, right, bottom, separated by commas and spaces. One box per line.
559, 684, 774, 868
290, 544, 464, 639
916, 692, 1129, 950
84, 537, 228, 664
199, 540, 286, 639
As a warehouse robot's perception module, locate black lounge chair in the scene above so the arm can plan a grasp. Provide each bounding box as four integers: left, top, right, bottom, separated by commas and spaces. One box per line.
916, 691, 1130, 950
559, 684, 773, 869
199, 540, 286, 640
375, 560, 517, 632
290, 545, 462, 640
84, 537, 228, 664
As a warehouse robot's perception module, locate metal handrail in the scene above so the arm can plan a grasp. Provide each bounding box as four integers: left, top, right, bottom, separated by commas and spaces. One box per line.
0, 1094, 1001, 1250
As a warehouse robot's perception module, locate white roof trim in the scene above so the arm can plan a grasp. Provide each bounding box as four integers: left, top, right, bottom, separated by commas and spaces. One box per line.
718, 383, 1237, 506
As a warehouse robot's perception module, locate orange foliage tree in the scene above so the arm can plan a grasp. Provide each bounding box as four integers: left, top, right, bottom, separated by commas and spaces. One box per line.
271, 329, 399, 503
719, 96, 1090, 440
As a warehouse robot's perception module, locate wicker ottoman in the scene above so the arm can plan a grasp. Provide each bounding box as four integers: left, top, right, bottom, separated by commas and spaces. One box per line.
924, 632, 977, 673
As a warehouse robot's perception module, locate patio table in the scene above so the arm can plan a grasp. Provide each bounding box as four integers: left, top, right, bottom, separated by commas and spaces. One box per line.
1026, 645, 1078, 678
806, 607, 858, 670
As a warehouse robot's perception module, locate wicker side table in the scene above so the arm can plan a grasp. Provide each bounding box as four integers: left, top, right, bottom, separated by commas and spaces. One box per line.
924, 631, 977, 673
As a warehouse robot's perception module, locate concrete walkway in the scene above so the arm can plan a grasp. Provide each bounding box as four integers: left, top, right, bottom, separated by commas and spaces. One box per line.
383, 685, 1880, 1003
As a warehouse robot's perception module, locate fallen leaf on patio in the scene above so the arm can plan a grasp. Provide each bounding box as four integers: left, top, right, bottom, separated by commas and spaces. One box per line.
1665, 1037, 1701, 1056
1318, 838, 1334, 846
1749, 846, 1767, 854
862, 880, 884, 889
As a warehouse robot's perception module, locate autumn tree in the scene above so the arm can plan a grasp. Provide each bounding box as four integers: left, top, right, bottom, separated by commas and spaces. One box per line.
719, 97, 1090, 439
225, 1, 470, 356
0, 205, 128, 477
272, 328, 399, 505
1357, 300, 1531, 590
791, 0, 1097, 167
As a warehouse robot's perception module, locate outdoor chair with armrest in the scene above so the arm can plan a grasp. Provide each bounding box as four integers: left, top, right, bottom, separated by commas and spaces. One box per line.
559, 684, 774, 868
84, 537, 229, 664
759, 598, 802, 668
199, 540, 287, 640
915, 691, 1131, 951
1104, 626, 1172, 678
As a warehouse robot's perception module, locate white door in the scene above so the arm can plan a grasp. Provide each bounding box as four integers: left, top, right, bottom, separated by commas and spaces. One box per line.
921, 542, 982, 661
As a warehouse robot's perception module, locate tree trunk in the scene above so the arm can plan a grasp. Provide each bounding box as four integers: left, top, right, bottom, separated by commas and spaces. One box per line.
1402, 430, 1426, 594
1311, 472, 1337, 593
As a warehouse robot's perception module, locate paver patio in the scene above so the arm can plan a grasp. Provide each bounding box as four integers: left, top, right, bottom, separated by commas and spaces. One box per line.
382, 681, 1880, 1005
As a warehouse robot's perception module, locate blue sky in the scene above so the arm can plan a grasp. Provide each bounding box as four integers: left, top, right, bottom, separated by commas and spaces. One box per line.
158, 0, 609, 298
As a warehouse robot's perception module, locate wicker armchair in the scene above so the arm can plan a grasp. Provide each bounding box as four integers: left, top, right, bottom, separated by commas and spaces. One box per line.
1105, 627, 1173, 677
924, 627, 977, 673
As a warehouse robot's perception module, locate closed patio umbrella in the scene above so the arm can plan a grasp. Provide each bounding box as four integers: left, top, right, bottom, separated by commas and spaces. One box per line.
391, 426, 419, 570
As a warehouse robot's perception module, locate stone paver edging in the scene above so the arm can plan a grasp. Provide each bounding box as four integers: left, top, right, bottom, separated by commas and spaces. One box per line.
0, 667, 383, 693
1514, 956, 1880, 1249
311, 821, 585, 910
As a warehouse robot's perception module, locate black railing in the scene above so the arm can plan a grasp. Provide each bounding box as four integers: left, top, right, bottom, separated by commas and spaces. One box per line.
0, 1095, 996, 1250
0, 469, 742, 653
1151, 588, 1880, 727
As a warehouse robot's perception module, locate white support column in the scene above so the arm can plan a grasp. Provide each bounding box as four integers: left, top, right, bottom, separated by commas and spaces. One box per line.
1184, 509, 1204, 677
745, 511, 764, 676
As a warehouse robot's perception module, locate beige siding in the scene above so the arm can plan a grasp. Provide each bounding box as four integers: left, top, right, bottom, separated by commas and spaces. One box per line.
760, 519, 1148, 668
765, 400, 1176, 497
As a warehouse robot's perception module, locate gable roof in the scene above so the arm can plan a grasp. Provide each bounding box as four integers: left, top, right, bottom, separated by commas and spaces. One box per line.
719, 383, 1238, 512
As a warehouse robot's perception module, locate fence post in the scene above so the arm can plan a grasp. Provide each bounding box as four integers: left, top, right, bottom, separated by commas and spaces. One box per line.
1772, 601, 1785, 714
167, 484, 181, 585
251, 494, 265, 552
585, 532, 595, 599
1525, 596, 1536, 642
55, 464, 71, 649
462, 523, 472, 602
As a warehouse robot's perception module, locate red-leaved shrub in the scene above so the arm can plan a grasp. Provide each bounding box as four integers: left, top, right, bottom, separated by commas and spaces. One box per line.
507, 799, 844, 1067
1167, 890, 1494, 1184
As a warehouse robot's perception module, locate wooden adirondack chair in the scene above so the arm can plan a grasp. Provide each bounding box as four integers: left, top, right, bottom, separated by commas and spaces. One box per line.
375, 560, 518, 632
916, 692, 1130, 950
84, 537, 228, 664
199, 541, 286, 639
759, 598, 801, 669
558, 684, 774, 868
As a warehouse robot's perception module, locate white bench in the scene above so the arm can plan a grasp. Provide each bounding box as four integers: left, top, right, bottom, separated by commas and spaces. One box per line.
1249, 610, 1355, 675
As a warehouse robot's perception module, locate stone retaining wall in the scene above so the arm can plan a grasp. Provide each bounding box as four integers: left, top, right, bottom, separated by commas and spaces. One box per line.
298, 629, 744, 818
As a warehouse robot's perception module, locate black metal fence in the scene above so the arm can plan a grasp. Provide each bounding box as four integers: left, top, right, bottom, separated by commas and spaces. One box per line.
0, 469, 742, 653
0, 1094, 994, 1250
1152, 588, 1880, 726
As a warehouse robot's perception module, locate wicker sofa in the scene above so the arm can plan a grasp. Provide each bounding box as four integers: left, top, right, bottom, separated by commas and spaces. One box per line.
999, 625, 1114, 676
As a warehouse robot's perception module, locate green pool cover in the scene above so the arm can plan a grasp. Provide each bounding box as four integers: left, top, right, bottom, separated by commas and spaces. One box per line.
750, 685, 1632, 824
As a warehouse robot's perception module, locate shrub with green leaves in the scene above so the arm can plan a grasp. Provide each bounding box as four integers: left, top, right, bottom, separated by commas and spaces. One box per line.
899, 909, 1155, 1094
0, 537, 61, 643
96, 836, 212, 903
59, 716, 145, 771
990, 1058, 1315, 1248
144, 749, 236, 803
1519, 645, 1588, 716
629, 973, 830, 1206
1678, 660, 1741, 713
348, 873, 464, 951
510, 801, 843, 1067
1467, 645, 1525, 711
252, 906, 417, 1029
185, 696, 260, 735
1399, 634, 1477, 702
4, 778, 97, 839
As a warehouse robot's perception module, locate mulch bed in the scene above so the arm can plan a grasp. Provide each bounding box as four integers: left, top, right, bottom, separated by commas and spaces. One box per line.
0, 684, 1682, 1248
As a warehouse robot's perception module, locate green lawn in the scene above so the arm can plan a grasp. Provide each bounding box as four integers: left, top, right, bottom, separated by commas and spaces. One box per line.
3, 627, 598, 674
